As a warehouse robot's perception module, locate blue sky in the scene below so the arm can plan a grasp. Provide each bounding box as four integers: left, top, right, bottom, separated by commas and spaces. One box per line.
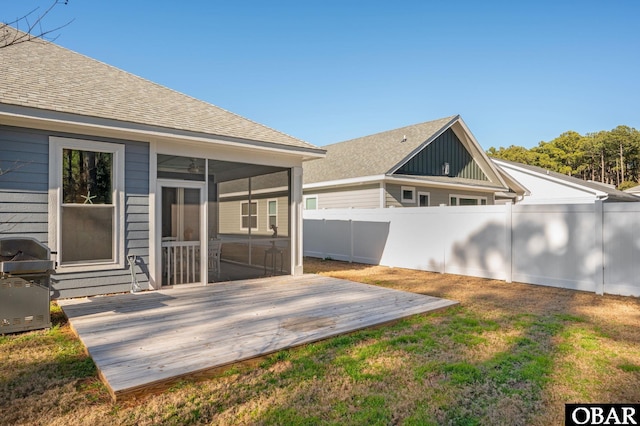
3, 1, 639, 149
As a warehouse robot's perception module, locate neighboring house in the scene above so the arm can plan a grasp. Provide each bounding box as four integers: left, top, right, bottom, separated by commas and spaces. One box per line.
0, 29, 325, 298
492, 159, 639, 204
623, 184, 640, 198
303, 115, 524, 209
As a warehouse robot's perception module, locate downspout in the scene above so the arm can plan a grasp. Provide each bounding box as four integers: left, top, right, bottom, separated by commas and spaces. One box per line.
128, 255, 141, 293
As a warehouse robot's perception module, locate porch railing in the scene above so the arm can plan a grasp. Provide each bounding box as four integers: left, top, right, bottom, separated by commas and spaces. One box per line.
162, 241, 200, 285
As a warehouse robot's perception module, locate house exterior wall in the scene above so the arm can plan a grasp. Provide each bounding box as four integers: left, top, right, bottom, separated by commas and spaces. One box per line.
0, 125, 150, 299
0, 126, 49, 243
305, 184, 380, 209
218, 194, 290, 236
385, 183, 495, 207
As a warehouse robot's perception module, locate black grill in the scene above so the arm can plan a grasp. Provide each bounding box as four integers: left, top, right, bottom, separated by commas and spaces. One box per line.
0, 237, 55, 334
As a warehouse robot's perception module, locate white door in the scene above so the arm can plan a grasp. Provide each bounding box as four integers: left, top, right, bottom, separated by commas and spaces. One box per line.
157, 181, 206, 286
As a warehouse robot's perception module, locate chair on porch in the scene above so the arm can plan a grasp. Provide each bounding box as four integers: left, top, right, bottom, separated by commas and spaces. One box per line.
208, 240, 222, 281
264, 224, 284, 276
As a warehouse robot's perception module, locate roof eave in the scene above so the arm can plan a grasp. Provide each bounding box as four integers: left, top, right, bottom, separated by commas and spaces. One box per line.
0, 104, 326, 160
303, 173, 509, 193
450, 118, 512, 189
304, 175, 387, 190
384, 175, 509, 192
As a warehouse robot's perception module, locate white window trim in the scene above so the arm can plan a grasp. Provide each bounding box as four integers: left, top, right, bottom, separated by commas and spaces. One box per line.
303, 195, 318, 210
240, 201, 258, 231
449, 194, 487, 206
417, 191, 431, 207
48, 136, 125, 272
401, 186, 416, 203
267, 199, 278, 229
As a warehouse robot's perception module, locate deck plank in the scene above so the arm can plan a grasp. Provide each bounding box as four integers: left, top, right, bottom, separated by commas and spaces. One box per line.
59, 274, 457, 400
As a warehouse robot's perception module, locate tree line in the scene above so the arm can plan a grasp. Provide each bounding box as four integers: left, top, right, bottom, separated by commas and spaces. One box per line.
486, 125, 640, 190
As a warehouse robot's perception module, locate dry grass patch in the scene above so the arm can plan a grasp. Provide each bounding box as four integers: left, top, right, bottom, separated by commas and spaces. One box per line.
1, 258, 639, 425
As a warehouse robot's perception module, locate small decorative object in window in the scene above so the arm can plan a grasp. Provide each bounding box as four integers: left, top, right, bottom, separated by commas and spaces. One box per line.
81, 190, 96, 204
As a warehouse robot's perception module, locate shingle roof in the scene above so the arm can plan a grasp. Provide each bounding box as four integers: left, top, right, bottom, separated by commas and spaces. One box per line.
303, 115, 458, 184
0, 28, 320, 152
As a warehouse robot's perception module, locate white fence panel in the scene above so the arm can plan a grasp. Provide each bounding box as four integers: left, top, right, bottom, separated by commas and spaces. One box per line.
352, 220, 391, 264
603, 203, 640, 296
378, 208, 443, 272
511, 204, 598, 292
303, 202, 640, 297
302, 219, 351, 262
304, 206, 510, 279
301, 218, 326, 259
440, 205, 508, 280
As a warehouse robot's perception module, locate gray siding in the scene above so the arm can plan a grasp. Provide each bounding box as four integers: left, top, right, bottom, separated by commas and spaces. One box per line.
385, 183, 495, 207
0, 126, 150, 298
305, 184, 380, 209
395, 128, 488, 181
0, 127, 49, 242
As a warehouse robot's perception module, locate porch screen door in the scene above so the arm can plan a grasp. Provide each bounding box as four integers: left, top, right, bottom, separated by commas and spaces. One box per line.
161, 186, 203, 285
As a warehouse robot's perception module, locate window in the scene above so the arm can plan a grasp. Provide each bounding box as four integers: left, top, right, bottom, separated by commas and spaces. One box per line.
241, 201, 258, 230
268, 199, 277, 229
450, 195, 487, 206
401, 186, 415, 203
49, 137, 124, 270
304, 196, 318, 210
418, 191, 430, 207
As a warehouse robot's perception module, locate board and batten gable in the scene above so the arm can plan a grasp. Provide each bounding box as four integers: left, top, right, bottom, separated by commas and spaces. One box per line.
0, 125, 150, 298
395, 128, 489, 181
301, 116, 511, 210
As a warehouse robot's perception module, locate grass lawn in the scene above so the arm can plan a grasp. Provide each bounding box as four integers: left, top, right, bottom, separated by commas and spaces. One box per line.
1, 258, 639, 425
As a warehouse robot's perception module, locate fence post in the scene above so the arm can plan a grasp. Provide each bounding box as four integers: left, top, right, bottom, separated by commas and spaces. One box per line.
321, 218, 327, 260
438, 204, 447, 273
594, 200, 605, 295
505, 202, 513, 283
349, 219, 354, 263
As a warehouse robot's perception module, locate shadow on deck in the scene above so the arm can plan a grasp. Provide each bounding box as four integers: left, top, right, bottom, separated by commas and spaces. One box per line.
58, 274, 458, 401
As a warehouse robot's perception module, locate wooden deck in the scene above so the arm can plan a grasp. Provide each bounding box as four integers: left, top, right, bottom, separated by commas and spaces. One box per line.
58, 274, 458, 400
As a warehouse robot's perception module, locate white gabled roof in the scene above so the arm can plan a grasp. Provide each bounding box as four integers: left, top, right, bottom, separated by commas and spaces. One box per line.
493, 158, 638, 203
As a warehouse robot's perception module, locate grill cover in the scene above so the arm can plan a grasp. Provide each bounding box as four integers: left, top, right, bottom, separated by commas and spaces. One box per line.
0, 237, 54, 275
0, 237, 53, 334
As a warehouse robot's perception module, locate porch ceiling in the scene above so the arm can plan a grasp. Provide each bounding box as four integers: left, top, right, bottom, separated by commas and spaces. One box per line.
58, 274, 457, 401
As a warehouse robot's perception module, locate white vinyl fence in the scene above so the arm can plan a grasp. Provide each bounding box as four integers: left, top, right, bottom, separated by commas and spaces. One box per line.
303, 202, 640, 297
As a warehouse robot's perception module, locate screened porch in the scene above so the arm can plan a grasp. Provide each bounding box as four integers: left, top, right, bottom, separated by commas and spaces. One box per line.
157, 155, 292, 286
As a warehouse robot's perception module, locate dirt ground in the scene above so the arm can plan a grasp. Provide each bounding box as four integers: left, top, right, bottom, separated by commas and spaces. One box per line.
305, 257, 640, 333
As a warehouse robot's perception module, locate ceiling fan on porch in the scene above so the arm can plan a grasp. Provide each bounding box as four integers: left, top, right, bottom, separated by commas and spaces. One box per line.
188, 159, 201, 173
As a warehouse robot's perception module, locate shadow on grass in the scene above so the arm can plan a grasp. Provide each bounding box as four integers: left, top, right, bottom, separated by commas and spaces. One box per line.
0, 303, 109, 422
251, 259, 639, 425
245, 303, 577, 426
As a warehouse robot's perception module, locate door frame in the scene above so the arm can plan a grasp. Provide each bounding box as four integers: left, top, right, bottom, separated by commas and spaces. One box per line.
155, 179, 207, 287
